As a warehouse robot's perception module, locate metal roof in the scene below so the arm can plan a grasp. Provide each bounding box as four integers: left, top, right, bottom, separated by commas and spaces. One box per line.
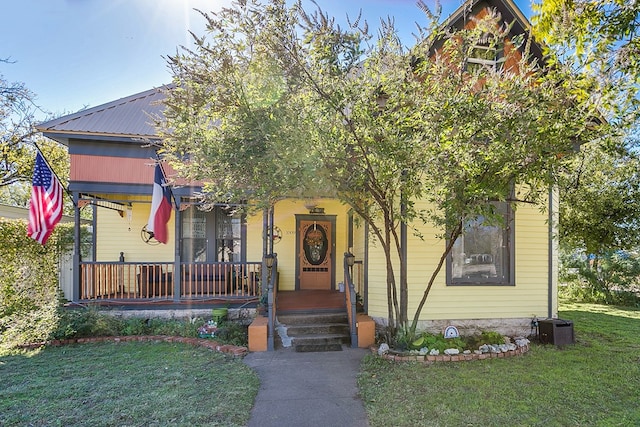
37, 85, 171, 141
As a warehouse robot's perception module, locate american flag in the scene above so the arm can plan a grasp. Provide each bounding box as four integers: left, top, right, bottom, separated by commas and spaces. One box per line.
27, 151, 64, 245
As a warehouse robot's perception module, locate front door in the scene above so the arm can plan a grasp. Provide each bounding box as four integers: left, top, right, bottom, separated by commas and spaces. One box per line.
296, 216, 335, 290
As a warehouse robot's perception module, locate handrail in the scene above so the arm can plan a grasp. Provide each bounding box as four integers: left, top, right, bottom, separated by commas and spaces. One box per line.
344, 252, 358, 348
266, 253, 278, 351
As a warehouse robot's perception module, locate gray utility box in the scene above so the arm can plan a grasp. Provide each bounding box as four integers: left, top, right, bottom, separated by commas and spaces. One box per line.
539, 319, 575, 345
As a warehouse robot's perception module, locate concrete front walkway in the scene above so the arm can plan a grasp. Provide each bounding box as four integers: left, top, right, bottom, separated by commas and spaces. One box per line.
243, 346, 370, 427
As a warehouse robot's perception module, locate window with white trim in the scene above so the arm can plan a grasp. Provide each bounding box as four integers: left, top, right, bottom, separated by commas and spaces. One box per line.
465, 38, 505, 73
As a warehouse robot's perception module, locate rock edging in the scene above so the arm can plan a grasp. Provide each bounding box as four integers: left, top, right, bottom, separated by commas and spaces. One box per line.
371, 343, 530, 363
20, 335, 249, 357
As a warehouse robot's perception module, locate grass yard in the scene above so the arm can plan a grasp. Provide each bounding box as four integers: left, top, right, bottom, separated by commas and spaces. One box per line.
0, 341, 259, 427
358, 302, 640, 427
1, 303, 638, 426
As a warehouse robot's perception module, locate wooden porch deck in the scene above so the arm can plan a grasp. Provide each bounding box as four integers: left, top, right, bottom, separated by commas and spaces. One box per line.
276, 290, 346, 313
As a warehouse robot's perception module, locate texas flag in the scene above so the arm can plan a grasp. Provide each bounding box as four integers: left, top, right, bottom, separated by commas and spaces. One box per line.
146, 164, 172, 244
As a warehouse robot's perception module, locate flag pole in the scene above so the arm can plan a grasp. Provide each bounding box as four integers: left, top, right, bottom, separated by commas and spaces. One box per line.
33, 142, 77, 208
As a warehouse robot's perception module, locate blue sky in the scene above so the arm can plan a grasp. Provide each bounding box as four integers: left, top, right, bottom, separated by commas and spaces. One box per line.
1, 0, 533, 122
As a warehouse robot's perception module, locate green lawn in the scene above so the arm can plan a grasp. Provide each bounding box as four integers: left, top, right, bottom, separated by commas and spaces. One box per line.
358, 302, 640, 427
0, 341, 259, 427
1, 303, 638, 426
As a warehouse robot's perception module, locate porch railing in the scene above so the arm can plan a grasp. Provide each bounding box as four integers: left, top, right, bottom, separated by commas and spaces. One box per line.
79, 261, 261, 301
180, 262, 261, 299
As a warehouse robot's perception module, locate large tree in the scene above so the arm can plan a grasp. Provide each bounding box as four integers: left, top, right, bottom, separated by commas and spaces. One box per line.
560, 139, 640, 257
1, 71, 40, 188
532, 0, 640, 123
160, 0, 604, 336
533, 1, 640, 271
1, 66, 68, 203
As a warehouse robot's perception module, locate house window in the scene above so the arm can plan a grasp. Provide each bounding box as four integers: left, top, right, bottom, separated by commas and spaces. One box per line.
465, 39, 505, 73
181, 208, 208, 262
215, 208, 241, 262
181, 205, 244, 263
447, 202, 514, 285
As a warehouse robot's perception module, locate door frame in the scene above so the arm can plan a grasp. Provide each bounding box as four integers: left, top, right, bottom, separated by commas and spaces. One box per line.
294, 214, 337, 291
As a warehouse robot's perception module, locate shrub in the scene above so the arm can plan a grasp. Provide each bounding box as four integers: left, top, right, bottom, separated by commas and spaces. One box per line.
560, 249, 640, 307
51, 306, 123, 339
391, 328, 506, 353
215, 321, 249, 346
0, 220, 78, 349
410, 333, 467, 352
50, 307, 248, 346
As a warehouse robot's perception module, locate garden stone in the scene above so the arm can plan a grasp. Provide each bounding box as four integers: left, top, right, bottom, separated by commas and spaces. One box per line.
444, 348, 460, 355
479, 344, 490, 353
378, 343, 390, 355
429, 348, 440, 356
419, 347, 429, 355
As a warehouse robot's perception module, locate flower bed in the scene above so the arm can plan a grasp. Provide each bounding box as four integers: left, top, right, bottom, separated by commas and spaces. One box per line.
372, 337, 531, 363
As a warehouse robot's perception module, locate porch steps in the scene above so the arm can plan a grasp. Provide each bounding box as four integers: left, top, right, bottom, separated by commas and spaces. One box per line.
276, 312, 350, 352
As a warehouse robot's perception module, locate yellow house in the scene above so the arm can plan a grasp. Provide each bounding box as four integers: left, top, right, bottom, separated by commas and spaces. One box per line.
37, 0, 557, 350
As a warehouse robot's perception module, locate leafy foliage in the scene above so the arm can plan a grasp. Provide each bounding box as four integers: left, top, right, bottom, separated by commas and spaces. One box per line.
0, 220, 91, 349
559, 140, 640, 255
160, 0, 606, 335
560, 249, 640, 307
49, 306, 249, 346
391, 327, 505, 353
1, 72, 40, 188
0, 220, 71, 348
1, 69, 69, 190
532, 0, 640, 124
159, 1, 330, 211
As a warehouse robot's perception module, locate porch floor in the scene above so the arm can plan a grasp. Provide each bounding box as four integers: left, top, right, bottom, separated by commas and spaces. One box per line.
276, 290, 346, 313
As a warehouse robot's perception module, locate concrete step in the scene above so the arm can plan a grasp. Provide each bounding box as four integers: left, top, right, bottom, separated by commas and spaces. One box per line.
276, 311, 351, 352
291, 333, 351, 346
286, 323, 350, 336
278, 312, 348, 325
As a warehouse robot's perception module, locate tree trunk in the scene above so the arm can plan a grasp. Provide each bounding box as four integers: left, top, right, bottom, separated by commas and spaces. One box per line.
410, 223, 462, 334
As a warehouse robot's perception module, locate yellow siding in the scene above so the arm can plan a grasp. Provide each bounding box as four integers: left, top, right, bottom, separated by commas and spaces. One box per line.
95, 198, 174, 262
94, 190, 555, 323
350, 217, 367, 297
365, 199, 552, 322
246, 199, 351, 290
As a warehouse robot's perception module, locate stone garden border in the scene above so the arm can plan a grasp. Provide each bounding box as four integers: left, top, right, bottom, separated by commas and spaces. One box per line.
19, 335, 249, 357
370, 343, 530, 363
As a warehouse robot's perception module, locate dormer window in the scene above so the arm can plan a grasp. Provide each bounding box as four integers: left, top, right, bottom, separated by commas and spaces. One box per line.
465, 37, 505, 73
